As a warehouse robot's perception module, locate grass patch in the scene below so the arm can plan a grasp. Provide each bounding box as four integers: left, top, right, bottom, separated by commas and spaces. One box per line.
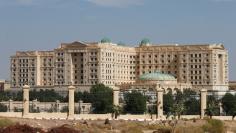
0, 118, 14, 128
202, 119, 225, 133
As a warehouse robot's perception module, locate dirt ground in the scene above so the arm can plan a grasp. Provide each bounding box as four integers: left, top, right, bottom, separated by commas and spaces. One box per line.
1, 117, 236, 133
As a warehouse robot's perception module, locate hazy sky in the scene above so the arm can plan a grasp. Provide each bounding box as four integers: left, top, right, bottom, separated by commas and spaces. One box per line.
0, 0, 236, 80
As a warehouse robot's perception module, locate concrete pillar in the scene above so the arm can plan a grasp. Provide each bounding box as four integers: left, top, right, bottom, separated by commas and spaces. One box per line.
200, 89, 207, 119
219, 102, 223, 115
9, 99, 13, 112
68, 85, 75, 119
113, 86, 120, 106
56, 100, 60, 113
22, 85, 30, 117
156, 87, 164, 119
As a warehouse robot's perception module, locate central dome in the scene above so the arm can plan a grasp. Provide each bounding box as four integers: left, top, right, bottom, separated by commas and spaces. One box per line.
101, 37, 111, 43
139, 72, 176, 81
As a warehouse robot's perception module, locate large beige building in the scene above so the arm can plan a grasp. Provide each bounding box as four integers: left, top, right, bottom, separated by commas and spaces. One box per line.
10, 38, 229, 91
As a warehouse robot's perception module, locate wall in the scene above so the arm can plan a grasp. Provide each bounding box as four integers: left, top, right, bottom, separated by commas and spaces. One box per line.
0, 112, 234, 121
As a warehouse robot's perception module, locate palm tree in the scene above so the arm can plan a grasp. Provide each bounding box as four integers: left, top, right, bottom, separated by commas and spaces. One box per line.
111, 105, 122, 119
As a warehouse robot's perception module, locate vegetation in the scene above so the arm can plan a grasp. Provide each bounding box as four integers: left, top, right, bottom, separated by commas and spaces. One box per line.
0, 118, 14, 128
202, 119, 225, 133
0, 91, 22, 101
170, 101, 185, 120
29, 89, 65, 102
90, 84, 113, 114
205, 103, 219, 119
163, 91, 174, 115
124, 91, 147, 114
111, 105, 122, 119
164, 89, 200, 119
221, 93, 236, 116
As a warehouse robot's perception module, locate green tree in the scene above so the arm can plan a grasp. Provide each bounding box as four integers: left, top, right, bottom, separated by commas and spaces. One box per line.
124, 91, 147, 114
221, 93, 236, 116
184, 97, 200, 115
90, 84, 113, 114
29, 89, 64, 102
163, 91, 174, 114
205, 102, 218, 119
170, 101, 185, 120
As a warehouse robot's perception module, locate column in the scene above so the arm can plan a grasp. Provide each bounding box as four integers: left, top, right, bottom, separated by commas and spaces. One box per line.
9, 99, 13, 112
68, 85, 75, 119
23, 85, 30, 117
56, 100, 60, 113
219, 102, 223, 115
113, 86, 120, 106
156, 86, 164, 119
200, 89, 207, 119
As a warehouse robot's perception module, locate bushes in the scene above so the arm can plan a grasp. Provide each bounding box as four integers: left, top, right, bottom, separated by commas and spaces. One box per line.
202, 119, 225, 133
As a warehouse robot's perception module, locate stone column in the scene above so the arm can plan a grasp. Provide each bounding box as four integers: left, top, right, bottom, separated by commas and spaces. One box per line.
200, 89, 207, 119
156, 87, 164, 119
219, 102, 223, 115
22, 85, 30, 117
9, 99, 13, 112
56, 100, 60, 113
113, 86, 120, 106
68, 85, 75, 119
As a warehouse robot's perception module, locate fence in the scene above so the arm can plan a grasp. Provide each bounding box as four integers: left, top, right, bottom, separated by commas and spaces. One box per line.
0, 85, 236, 120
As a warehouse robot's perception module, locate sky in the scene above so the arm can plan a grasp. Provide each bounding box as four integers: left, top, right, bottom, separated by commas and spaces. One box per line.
0, 0, 236, 80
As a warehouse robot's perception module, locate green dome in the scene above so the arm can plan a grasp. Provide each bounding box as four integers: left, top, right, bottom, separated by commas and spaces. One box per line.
139, 72, 176, 81
140, 38, 150, 46
101, 37, 111, 43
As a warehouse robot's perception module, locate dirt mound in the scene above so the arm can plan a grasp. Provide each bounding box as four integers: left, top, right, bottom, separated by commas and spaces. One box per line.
48, 125, 81, 133
0, 124, 45, 133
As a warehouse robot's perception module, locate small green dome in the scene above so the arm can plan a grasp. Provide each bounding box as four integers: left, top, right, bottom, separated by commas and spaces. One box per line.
140, 38, 150, 46
139, 72, 176, 81
101, 37, 111, 43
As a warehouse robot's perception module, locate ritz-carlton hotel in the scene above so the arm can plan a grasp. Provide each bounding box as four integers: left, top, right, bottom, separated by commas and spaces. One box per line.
10, 38, 229, 92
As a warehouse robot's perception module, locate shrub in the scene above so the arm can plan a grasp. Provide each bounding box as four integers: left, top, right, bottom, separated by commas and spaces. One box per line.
202, 119, 225, 133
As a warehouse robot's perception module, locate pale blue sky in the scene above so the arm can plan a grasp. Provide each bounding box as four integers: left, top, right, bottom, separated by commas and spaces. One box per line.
0, 0, 236, 80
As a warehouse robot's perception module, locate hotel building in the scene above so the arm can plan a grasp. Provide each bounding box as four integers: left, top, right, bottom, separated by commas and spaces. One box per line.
10, 38, 229, 91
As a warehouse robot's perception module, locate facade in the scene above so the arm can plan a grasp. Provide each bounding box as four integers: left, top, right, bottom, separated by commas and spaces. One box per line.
10, 39, 229, 91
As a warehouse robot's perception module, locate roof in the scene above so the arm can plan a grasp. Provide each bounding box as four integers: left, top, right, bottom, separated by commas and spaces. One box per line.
140, 38, 151, 46
139, 72, 176, 81
101, 37, 111, 43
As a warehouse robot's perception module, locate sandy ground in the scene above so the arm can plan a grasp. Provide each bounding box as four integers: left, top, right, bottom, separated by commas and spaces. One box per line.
1, 117, 236, 133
